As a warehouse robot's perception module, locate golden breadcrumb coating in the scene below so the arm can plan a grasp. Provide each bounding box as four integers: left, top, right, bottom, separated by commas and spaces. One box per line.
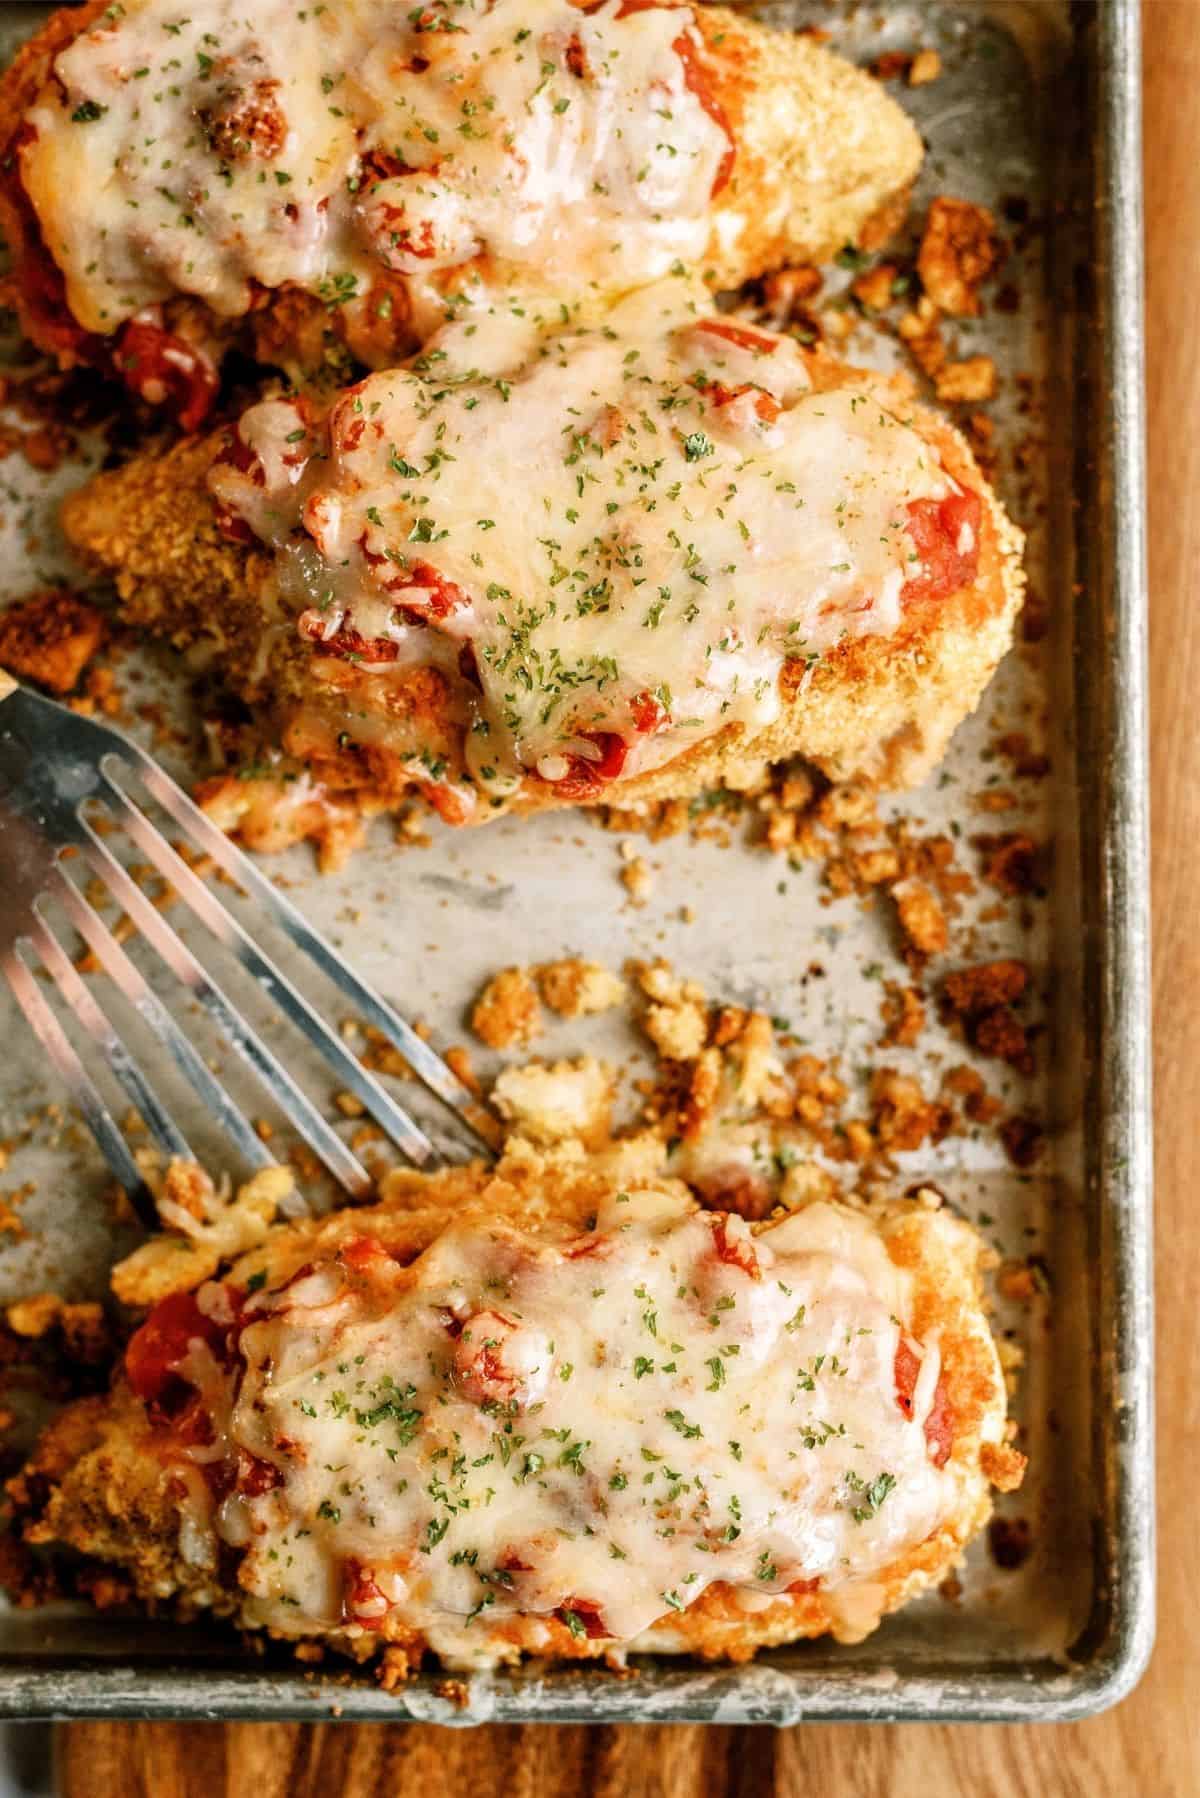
59, 357, 1024, 846
0, 3, 922, 379
10, 1143, 1020, 1673
690, 8, 925, 282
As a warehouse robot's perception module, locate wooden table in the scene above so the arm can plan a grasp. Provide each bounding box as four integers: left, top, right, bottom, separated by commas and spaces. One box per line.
56, 6, 1197, 1793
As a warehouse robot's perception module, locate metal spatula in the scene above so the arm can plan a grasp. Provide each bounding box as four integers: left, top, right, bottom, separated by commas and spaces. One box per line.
0, 673, 491, 1223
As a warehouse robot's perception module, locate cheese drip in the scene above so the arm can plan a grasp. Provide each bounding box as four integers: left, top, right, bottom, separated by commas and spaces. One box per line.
211, 1193, 955, 1651
20, 0, 731, 340
208, 281, 959, 796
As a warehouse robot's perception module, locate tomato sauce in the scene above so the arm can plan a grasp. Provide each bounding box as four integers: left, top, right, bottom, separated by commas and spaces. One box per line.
894, 1336, 955, 1468
901, 490, 982, 607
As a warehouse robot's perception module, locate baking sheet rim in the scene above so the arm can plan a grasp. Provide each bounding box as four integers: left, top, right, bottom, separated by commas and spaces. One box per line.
0, 0, 1154, 1725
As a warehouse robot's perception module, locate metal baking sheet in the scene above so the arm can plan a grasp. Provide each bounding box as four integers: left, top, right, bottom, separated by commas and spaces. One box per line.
0, 0, 1150, 1722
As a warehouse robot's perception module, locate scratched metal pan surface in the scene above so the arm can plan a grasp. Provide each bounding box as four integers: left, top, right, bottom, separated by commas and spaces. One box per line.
0, 0, 1150, 1723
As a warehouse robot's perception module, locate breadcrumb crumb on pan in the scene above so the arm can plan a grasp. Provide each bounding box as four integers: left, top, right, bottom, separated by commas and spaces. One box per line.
470, 968, 543, 1051
918, 198, 1003, 318
535, 959, 627, 1019
0, 590, 103, 695
491, 1057, 614, 1146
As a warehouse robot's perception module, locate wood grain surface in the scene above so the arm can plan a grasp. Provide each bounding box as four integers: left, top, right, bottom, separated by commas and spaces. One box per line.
55, 5, 1195, 1793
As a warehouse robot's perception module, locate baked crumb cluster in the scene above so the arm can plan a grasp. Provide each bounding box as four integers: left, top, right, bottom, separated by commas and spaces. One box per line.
465, 951, 1040, 1237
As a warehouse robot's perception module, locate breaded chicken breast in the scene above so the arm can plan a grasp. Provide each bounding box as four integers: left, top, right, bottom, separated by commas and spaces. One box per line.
10, 1149, 1023, 1677
0, 0, 922, 426
61, 280, 1024, 843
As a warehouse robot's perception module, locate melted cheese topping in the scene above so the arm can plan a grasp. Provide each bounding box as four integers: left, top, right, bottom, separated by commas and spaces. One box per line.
20, 0, 731, 340
209, 281, 957, 798
203, 1194, 955, 1653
